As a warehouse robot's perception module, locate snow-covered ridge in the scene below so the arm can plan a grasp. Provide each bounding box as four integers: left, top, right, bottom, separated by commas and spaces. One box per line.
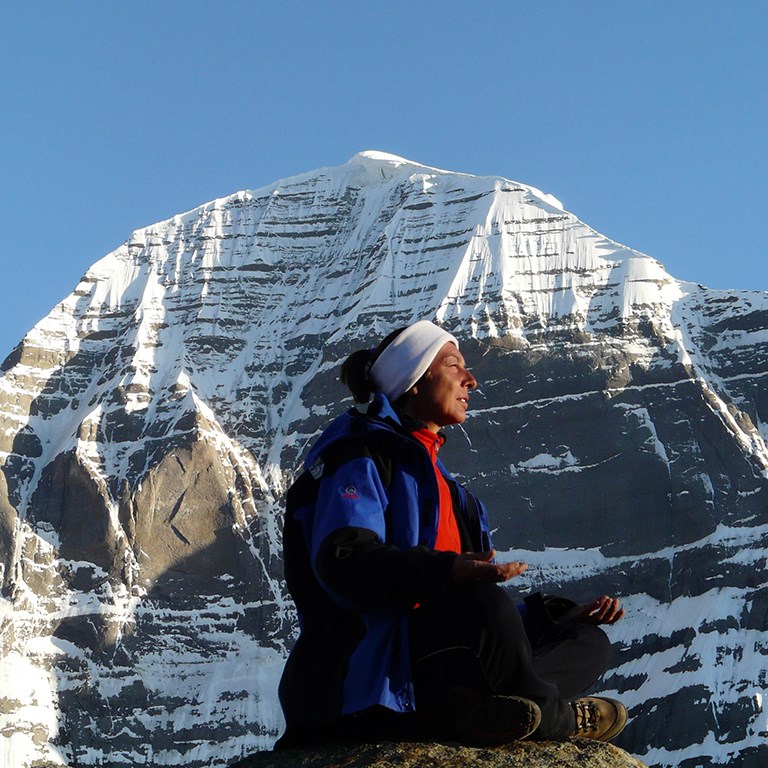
1, 149, 766, 523
8, 152, 763, 500
32, 150, 673, 346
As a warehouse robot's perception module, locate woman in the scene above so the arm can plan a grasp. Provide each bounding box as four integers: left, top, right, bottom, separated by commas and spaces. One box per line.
277, 321, 626, 747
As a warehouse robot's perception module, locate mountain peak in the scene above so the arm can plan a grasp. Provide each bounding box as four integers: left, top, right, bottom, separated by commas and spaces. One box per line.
352, 149, 415, 165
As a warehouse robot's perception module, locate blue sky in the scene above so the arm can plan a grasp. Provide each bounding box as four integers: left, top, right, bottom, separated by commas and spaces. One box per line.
2, 1, 766, 359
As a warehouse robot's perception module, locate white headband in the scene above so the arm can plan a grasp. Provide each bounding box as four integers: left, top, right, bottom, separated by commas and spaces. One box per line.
369, 321, 459, 401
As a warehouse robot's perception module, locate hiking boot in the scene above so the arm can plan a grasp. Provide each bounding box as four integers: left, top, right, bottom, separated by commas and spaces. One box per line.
464, 694, 542, 746
420, 688, 541, 746
570, 696, 628, 742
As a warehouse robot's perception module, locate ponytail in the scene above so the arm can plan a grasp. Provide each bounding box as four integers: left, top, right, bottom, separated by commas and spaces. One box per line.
340, 327, 406, 403
340, 349, 376, 403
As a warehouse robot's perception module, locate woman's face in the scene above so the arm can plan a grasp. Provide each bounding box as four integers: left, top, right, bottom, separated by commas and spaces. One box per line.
402, 342, 477, 432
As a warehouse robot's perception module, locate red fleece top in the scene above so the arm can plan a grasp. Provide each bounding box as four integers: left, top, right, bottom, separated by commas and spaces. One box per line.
410, 427, 462, 554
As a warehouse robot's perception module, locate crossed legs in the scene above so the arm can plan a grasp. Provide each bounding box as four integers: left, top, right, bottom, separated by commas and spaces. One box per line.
409, 584, 612, 740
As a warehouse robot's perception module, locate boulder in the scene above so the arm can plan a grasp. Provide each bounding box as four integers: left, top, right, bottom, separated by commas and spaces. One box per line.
229, 740, 649, 768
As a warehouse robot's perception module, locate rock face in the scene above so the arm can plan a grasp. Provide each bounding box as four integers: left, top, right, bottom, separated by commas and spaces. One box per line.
229, 740, 649, 768
0, 150, 766, 767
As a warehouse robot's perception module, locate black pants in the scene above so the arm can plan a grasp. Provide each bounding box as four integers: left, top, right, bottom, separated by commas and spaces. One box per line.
409, 584, 613, 740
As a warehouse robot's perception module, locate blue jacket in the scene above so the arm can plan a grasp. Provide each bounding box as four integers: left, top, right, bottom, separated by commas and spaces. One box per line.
277, 393, 494, 745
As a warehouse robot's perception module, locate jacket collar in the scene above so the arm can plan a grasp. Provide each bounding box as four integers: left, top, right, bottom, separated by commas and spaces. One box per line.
366, 392, 402, 425
367, 393, 448, 445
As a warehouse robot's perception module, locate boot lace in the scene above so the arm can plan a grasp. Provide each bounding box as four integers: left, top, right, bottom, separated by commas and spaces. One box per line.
572, 700, 599, 734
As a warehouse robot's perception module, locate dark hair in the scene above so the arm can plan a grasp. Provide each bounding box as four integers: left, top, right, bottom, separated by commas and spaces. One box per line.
340, 327, 405, 403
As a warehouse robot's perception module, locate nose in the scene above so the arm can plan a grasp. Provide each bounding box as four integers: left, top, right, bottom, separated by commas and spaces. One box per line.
463, 368, 477, 390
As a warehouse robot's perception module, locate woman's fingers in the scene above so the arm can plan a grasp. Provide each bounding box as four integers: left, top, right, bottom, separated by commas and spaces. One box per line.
495, 560, 528, 581
581, 596, 624, 624
451, 553, 527, 584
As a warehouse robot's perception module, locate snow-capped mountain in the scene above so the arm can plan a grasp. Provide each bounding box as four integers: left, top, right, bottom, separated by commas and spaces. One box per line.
0, 150, 766, 767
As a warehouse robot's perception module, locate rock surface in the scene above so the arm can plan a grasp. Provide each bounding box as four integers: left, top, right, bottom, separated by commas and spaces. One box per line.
229, 740, 649, 768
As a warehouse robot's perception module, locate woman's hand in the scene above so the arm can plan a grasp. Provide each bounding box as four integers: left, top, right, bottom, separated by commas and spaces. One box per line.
568, 595, 624, 625
451, 550, 528, 584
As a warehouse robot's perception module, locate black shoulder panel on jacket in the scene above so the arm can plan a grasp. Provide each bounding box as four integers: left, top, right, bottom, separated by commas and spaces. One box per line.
313, 430, 398, 489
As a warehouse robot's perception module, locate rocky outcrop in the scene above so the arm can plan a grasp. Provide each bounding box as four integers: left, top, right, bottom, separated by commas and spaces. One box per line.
229, 740, 649, 768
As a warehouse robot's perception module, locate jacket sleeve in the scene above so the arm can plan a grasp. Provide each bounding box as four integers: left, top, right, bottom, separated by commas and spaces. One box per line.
308, 455, 457, 611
